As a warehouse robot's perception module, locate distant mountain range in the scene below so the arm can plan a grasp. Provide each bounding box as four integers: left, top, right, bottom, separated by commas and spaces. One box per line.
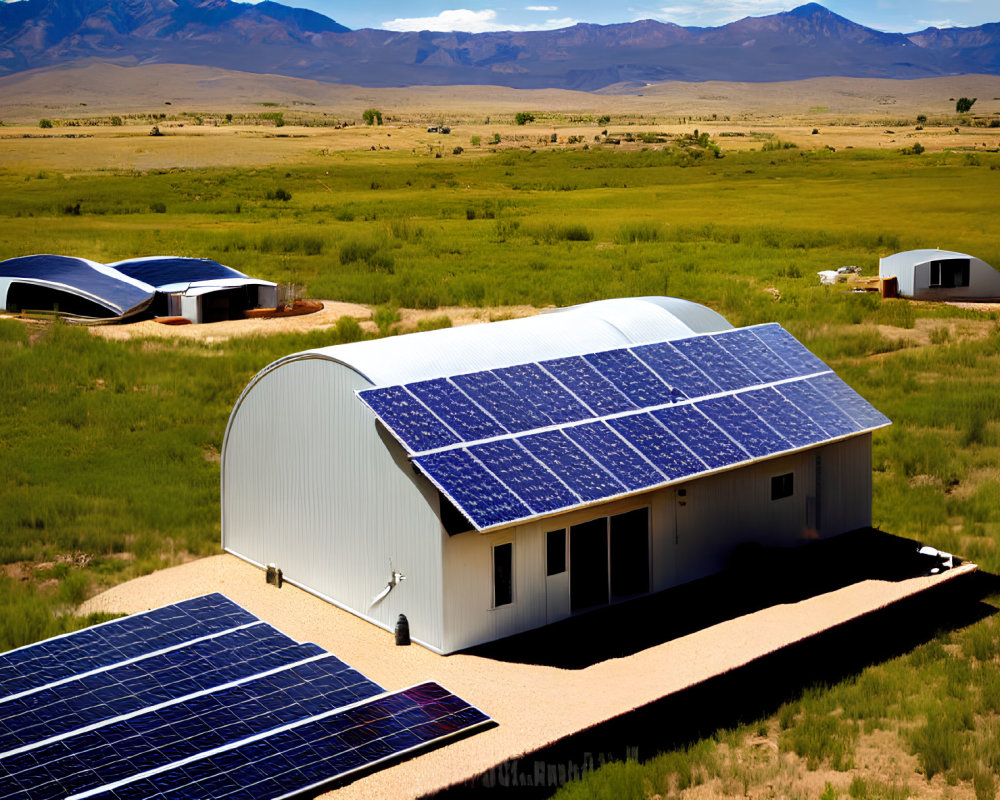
1, 0, 998, 90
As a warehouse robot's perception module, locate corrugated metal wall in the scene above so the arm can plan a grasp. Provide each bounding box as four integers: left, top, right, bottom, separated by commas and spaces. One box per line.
222, 356, 446, 651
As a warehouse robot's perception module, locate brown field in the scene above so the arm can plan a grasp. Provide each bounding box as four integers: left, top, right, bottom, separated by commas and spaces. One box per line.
1, 64, 998, 171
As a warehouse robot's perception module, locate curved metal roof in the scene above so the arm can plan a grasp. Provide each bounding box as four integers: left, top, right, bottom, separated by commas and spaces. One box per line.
0, 254, 155, 318
297, 296, 734, 386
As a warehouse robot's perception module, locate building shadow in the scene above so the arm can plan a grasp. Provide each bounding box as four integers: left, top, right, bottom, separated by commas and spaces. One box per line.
461, 528, 972, 669
435, 564, 999, 799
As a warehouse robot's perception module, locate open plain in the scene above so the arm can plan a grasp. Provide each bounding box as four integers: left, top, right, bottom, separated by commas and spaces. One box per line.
2, 64, 1000, 799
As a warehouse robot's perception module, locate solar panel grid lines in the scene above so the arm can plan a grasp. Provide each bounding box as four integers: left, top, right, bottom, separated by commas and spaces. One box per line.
0, 653, 382, 800
539, 355, 638, 416
68, 683, 491, 800
0, 620, 268, 709
406, 377, 506, 442
492, 362, 594, 426
0, 627, 325, 759
466, 438, 580, 515
0, 594, 257, 700
412, 449, 531, 530
358, 384, 461, 453
358, 323, 890, 531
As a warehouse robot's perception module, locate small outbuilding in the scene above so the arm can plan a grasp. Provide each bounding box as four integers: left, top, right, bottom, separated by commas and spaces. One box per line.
221, 297, 889, 654
878, 249, 1000, 300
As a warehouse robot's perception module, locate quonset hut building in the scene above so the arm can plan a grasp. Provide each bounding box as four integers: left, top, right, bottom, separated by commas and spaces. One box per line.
222, 297, 889, 654
879, 249, 1000, 300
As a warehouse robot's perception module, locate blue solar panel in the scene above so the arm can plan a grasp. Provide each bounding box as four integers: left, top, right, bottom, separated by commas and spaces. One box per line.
492, 363, 592, 425
776, 379, 861, 438
406, 378, 505, 442
0, 594, 256, 700
651, 405, 749, 470
671, 336, 759, 392
751, 323, 830, 377
695, 395, 791, 458
468, 440, 578, 514
357, 385, 459, 452
0, 655, 383, 800
737, 386, 829, 449
713, 328, 796, 383
450, 371, 550, 433
0, 626, 322, 755
583, 349, 676, 408
517, 430, 625, 502
564, 422, 663, 491
356, 322, 889, 530
630, 341, 717, 398
540, 356, 636, 416
607, 413, 707, 480
81, 683, 490, 800
413, 449, 531, 529
809, 373, 891, 430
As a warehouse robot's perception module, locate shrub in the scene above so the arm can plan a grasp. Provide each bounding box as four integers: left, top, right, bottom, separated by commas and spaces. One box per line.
491, 132, 501, 144
916, 114, 928, 124
266, 188, 292, 201
362, 108, 383, 126
416, 315, 452, 332
956, 97, 976, 113
452, 146, 464, 155
470, 135, 481, 146
515, 112, 535, 125
333, 315, 364, 343
38, 119, 53, 129
615, 222, 662, 244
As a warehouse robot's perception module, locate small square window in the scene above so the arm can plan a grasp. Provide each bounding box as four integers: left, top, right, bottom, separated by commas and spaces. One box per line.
493, 542, 513, 607
771, 472, 794, 500
546, 529, 566, 576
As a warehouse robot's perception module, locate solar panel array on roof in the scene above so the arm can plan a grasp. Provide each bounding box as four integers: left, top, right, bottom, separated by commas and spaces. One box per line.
357, 322, 890, 531
0, 594, 490, 799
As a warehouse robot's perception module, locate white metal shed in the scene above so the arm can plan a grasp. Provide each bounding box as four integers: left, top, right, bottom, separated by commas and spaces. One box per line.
222, 297, 888, 653
878, 249, 1000, 300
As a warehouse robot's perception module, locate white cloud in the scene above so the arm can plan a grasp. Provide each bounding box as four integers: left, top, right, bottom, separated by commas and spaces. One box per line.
382, 7, 577, 32
653, 0, 791, 26
525, 5, 558, 10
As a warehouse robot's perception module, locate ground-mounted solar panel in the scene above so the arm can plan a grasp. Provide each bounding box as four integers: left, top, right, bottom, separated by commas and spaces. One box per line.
356, 322, 890, 531
0, 596, 491, 800
0, 625, 322, 754
75, 683, 490, 800
0, 594, 256, 700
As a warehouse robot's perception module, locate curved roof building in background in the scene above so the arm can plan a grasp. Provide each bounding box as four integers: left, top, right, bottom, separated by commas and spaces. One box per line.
1, 254, 279, 324
878, 249, 1000, 300
108, 257, 279, 324
0, 254, 155, 321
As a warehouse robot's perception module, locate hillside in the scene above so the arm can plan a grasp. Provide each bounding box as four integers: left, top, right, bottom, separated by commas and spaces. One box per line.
1, 0, 998, 89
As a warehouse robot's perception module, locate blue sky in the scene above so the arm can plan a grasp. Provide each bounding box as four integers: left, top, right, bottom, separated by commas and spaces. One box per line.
274, 0, 999, 33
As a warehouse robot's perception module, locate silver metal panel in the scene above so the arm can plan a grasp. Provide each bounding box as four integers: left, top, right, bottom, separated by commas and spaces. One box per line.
294, 297, 733, 387
879, 249, 1000, 299
222, 357, 445, 651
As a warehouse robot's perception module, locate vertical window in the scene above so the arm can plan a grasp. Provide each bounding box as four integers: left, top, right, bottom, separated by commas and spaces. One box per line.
771, 472, 794, 500
493, 542, 513, 607
546, 529, 566, 576
610, 508, 650, 598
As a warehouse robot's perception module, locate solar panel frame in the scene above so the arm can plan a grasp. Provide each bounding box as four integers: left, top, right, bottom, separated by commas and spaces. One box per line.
492, 363, 594, 425
582, 349, 677, 408
406, 377, 506, 442
539, 356, 637, 416
356, 385, 460, 453
467, 439, 579, 515
629, 340, 717, 398
670, 335, 760, 392
563, 421, 664, 492
694, 395, 792, 458
449, 370, 550, 433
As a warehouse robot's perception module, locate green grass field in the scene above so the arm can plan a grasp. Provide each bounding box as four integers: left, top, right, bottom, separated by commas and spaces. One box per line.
1, 138, 1000, 797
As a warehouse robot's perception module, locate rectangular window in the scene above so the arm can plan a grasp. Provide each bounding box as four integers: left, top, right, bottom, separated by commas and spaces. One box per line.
771, 472, 794, 500
930, 259, 970, 288
610, 508, 650, 599
493, 542, 513, 607
546, 529, 566, 576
